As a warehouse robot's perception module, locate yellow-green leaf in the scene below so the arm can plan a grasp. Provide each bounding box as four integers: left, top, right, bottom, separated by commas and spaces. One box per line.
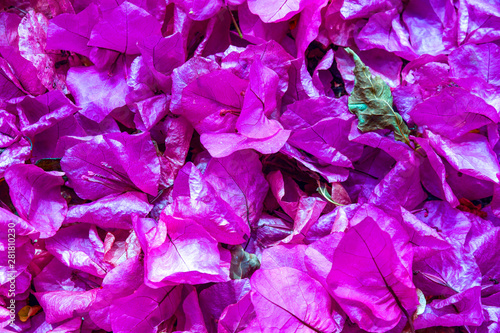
229, 245, 260, 280
345, 48, 410, 144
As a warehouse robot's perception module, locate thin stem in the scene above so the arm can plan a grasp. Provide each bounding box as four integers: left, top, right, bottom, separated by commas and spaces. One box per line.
227, 6, 243, 38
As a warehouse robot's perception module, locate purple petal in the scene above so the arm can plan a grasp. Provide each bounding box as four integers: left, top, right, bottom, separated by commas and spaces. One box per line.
327, 216, 419, 332
45, 224, 113, 278
5, 164, 66, 238
251, 267, 342, 332
34, 289, 98, 324
46, 3, 99, 57
89, 1, 162, 54
66, 192, 152, 229
247, 0, 306, 23
145, 213, 227, 286
110, 284, 182, 333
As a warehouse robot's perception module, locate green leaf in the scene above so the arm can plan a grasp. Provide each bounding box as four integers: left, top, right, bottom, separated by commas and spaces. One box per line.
229, 245, 260, 280
316, 182, 345, 206
345, 48, 410, 145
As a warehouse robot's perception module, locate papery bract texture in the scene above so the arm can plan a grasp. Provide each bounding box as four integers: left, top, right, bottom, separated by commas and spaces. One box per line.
45, 223, 113, 278
5, 164, 66, 238
145, 213, 227, 286
251, 267, 342, 332
327, 216, 419, 332
61, 132, 160, 200
89, 2, 162, 55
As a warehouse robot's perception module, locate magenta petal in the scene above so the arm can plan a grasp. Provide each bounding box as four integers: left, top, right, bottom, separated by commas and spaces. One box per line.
417, 137, 459, 207
238, 2, 289, 45
427, 131, 500, 183
45, 224, 113, 278
251, 267, 342, 332
137, 32, 186, 91
16, 90, 79, 137
327, 216, 419, 332
66, 192, 152, 229
146, 214, 227, 286
60, 135, 127, 200
18, 10, 67, 92
204, 150, 268, 228
180, 69, 247, 134
288, 118, 361, 168
0, 233, 34, 288
409, 87, 498, 140
34, 258, 101, 293
295, 0, 329, 56
31, 116, 86, 160
260, 244, 307, 272
103, 132, 160, 196
175, 285, 208, 332
170, 57, 220, 114
0, 138, 31, 178
414, 245, 481, 297
236, 60, 282, 139
0, 12, 45, 96
66, 60, 130, 123
61, 132, 160, 200
222, 41, 293, 95
415, 286, 484, 329
34, 289, 98, 324
218, 293, 259, 333
368, 155, 426, 210
0, 58, 26, 100
5, 164, 66, 238
304, 233, 344, 287
173, 0, 222, 21
199, 279, 251, 332
133, 95, 170, 131
47, 317, 83, 332
200, 129, 290, 158
89, 1, 162, 54
46, 3, 99, 57
398, 208, 452, 262
341, 0, 401, 19
171, 162, 250, 244
110, 284, 182, 333
401, 0, 454, 57
449, 43, 500, 87
89, 256, 144, 331
281, 97, 362, 168
247, 0, 306, 23
0, 207, 37, 237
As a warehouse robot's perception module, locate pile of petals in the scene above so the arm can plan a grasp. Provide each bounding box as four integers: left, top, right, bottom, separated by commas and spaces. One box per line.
1, 0, 500, 332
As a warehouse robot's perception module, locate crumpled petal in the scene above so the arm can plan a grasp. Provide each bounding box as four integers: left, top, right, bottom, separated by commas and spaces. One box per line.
66, 192, 152, 229
251, 267, 342, 332
89, 1, 162, 54
46, 3, 99, 57
426, 131, 500, 183
204, 150, 268, 228
45, 223, 113, 277
170, 162, 250, 244
218, 293, 259, 333
110, 284, 182, 333
5, 164, 66, 238
61, 132, 160, 200
34, 289, 98, 324
327, 215, 419, 332
66, 59, 130, 123
145, 213, 228, 286
247, 0, 307, 23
